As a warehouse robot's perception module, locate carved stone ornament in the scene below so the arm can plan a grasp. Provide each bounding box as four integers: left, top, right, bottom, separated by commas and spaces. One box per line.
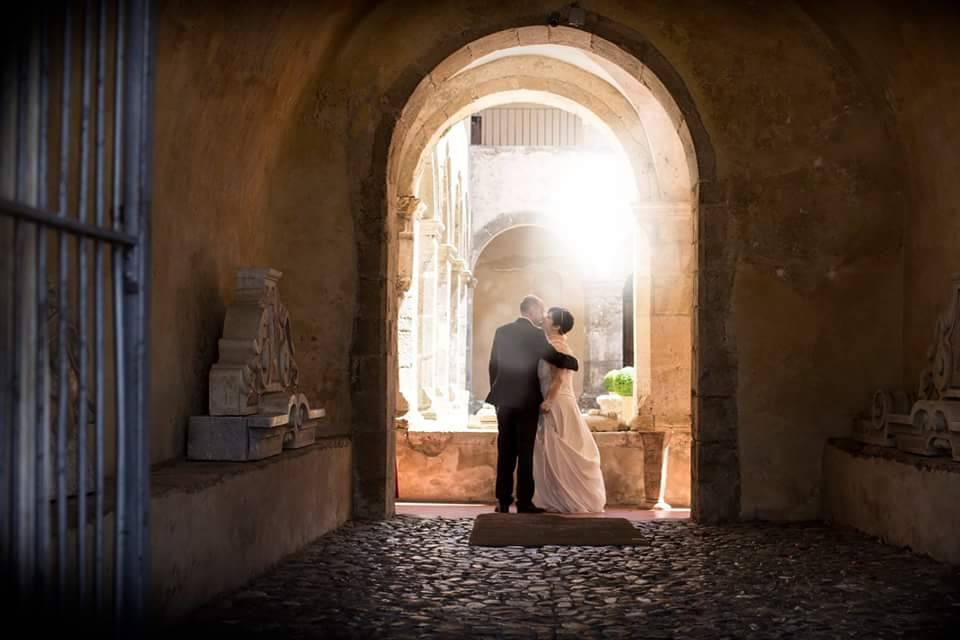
396, 195, 421, 220
854, 274, 960, 460
187, 268, 325, 461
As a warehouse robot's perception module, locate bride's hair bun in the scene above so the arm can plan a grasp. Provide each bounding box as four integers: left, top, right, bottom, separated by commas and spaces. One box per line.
546, 307, 575, 335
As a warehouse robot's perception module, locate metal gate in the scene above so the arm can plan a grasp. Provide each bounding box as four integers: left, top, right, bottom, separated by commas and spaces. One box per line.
1, 0, 153, 626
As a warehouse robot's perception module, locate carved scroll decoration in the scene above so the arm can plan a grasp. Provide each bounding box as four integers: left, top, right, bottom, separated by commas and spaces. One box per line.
189, 268, 324, 462
210, 268, 299, 416
854, 275, 960, 460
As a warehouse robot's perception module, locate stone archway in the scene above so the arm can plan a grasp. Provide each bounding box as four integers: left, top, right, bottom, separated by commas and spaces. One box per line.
358, 22, 732, 524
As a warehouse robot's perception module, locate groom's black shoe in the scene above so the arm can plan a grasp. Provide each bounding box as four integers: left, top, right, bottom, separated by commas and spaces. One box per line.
494, 502, 511, 513
517, 504, 546, 514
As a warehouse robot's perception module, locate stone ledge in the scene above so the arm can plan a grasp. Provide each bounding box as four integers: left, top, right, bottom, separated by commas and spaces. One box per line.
822, 438, 960, 565
397, 428, 690, 507
827, 437, 960, 474
151, 438, 352, 618
152, 436, 351, 498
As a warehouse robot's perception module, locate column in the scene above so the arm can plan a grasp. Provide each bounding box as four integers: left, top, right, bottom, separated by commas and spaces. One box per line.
396, 196, 423, 420
433, 242, 455, 418
464, 274, 479, 413
582, 278, 625, 410
416, 218, 443, 420
632, 200, 694, 510
447, 258, 466, 425
640, 201, 693, 428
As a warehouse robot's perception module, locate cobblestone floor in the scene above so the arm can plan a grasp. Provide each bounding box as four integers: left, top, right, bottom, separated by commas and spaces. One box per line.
185, 516, 959, 639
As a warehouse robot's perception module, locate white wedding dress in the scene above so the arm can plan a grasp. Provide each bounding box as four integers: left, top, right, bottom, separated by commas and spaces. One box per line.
533, 335, 607, 513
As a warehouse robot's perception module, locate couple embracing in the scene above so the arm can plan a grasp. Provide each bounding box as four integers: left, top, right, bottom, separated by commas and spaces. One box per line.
486, 295, 607, 514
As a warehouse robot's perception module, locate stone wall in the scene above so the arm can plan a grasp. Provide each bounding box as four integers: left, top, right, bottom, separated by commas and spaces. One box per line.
792, 2, 960, 393
397, 428, 689, 507
148, 1, 956, 523
151, 1, 357, 465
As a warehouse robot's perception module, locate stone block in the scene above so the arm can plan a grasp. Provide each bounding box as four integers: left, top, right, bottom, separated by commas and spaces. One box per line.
652, 239, 695, 274
187, 415, 287, 462
516, 25, 549, 45
430, 45, 474, 85
697, 204, 734, 272
691, 439, 740, 523
585, 413, 621, 432
471, 29, 520, 56
665, 432, 692, 507
656, 217, 694, 244
652, 273, 693, 316
639, 67, 684, 130
547, 26, 591, 49
693, 395, 737, 443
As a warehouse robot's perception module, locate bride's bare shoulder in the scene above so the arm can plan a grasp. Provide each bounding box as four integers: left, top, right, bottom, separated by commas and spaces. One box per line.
549, 336, 574, 356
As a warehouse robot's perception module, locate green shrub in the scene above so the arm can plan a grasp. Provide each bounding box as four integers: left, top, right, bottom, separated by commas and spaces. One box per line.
602, 367, 634, 397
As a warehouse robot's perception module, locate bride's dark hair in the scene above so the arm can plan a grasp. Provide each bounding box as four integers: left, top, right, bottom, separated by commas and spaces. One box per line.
546, 307, 574, 335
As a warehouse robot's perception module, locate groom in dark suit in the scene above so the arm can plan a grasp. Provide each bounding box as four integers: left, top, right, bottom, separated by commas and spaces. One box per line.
486, 295, 579, 513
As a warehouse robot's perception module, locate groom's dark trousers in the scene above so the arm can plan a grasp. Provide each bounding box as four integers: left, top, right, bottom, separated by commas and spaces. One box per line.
494, 406, 540, 508
486, 318, 578, 508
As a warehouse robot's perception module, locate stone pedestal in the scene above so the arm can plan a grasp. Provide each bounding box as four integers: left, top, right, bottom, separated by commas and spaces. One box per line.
187, 268, 325, 461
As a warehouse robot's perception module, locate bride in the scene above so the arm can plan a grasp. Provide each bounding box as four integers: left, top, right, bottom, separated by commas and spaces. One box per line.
533, 307, 607, 513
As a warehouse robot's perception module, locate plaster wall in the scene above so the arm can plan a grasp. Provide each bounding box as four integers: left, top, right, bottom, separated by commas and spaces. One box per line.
151, 1, 357, 465
794, 2, 960, 390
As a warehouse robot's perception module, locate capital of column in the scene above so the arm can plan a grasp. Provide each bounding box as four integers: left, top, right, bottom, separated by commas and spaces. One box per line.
397, 195, 426, 221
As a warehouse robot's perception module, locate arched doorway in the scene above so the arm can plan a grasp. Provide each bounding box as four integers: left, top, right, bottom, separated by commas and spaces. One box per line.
363, 22, 732, 523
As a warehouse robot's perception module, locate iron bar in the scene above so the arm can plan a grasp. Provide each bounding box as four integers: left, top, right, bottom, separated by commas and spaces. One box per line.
117, 0, 153, 619
76, 1, 95, 601
112, 0, 127, 615
54, 5, 72, 602
0, 1, 152, 620
93, 0, 108, 611
14, 26, 35, 601
0, 198, 137, 245
0, 35, 13, 588
34, 11, 52, 597
132, 0, 155, 617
